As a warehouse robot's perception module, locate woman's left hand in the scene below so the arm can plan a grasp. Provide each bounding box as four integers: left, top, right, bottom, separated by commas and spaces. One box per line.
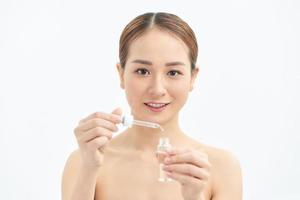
163, 148, 211, 200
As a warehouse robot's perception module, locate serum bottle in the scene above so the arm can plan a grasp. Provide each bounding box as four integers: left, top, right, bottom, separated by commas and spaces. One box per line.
156, 137, 172, 182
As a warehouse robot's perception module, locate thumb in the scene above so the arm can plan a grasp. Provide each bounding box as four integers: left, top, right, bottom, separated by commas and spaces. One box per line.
111, 107, 122, 116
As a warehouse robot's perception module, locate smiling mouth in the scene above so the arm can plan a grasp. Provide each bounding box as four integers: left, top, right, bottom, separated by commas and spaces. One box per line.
144, 102, 170, 108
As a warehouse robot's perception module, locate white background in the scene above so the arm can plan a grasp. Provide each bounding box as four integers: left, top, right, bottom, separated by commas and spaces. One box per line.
0, 0, 299, 199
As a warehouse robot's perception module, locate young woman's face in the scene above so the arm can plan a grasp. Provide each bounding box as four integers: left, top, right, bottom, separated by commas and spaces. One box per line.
117, 28, 198, 124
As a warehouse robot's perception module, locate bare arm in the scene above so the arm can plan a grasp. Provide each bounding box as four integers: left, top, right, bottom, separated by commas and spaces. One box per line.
61, 150, 99, 200
211, 151, 243, 200
61, 109, 122, 200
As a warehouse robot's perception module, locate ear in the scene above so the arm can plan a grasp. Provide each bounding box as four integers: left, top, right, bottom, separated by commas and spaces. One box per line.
190, 65, 199, 91
116, 63, 125, 89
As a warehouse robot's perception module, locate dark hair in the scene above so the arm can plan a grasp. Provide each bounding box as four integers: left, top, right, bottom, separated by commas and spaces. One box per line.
119, 12, 198, 70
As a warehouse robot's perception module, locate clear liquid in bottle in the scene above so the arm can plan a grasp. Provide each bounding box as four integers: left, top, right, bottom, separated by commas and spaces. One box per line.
156, 137, 172, 182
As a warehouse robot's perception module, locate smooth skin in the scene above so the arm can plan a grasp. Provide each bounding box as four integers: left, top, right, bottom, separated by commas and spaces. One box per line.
62, 28, 242, 200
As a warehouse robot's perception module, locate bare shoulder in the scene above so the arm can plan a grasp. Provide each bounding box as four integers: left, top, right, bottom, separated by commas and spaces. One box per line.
61, 149, 81, 199
62, 149, 81, 174
203, 144, 241, 174
189, 139, 240, 167
192, 141, 243, 200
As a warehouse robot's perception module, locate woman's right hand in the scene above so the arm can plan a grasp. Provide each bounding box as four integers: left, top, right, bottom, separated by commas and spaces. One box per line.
73, 108, 122, 169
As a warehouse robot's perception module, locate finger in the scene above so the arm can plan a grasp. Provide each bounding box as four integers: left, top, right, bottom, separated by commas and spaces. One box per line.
86, 136, 109, 150
163, 163, 210, 180
78, 127, 112, 143
79, 111, 122, 124
111, 107, 122, 116
164, 151, 211, 168
167, 148, 208, 159
76, 118, 119, 133
166, 147, 189, 155
164, 170, 201, 186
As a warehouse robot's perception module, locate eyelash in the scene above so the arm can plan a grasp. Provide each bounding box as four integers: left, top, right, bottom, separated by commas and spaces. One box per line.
167, 70, 182, 77
135, 68, 150, 76
135, 68, 182, 77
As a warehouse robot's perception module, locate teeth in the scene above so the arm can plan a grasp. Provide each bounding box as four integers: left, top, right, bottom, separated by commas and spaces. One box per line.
147, 103, 167, 108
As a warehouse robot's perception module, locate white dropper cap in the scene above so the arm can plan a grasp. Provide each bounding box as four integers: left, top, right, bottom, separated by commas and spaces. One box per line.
158, 137, 170, 146
122, 114, 134, 127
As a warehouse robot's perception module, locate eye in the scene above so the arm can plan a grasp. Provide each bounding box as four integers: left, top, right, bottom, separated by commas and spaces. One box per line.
135, 68, 150, 76
167, 70, 182, 77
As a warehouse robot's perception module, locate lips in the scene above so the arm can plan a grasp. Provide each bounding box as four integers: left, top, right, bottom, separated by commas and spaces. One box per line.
144, 102, 170, 112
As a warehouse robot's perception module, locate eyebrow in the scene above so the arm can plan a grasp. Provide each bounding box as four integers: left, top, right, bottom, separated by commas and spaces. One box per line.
131, 59, 186, 67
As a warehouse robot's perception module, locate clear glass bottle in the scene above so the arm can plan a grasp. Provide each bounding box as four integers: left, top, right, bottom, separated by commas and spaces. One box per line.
156, 137, 172, 182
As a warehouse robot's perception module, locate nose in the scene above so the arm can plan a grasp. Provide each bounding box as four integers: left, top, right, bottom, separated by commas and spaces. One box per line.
148, 75, 167, 98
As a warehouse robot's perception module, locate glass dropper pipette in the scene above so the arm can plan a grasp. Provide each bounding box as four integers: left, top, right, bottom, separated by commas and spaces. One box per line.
122, 114, 164, 131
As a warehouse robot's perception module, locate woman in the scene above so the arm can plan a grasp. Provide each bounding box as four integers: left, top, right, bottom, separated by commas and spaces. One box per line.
62, 12, 242, 200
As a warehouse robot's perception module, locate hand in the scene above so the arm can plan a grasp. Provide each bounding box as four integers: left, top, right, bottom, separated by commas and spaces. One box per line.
163, 148, 211, 200
73, 108, 122, 169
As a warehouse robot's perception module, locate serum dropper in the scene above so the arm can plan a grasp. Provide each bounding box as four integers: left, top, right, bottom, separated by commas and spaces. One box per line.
121, 114, 164, 131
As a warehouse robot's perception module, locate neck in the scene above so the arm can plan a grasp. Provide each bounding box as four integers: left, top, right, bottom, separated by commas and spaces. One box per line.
124, 115, 185, 152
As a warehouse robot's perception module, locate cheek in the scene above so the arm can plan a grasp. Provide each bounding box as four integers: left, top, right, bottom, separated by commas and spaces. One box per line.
124, 77, 145, 105
168, 79, 191, 106
170, 79, 190, 95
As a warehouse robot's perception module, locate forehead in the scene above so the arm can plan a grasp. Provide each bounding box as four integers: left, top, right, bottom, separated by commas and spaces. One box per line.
127, 28, 190, 63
